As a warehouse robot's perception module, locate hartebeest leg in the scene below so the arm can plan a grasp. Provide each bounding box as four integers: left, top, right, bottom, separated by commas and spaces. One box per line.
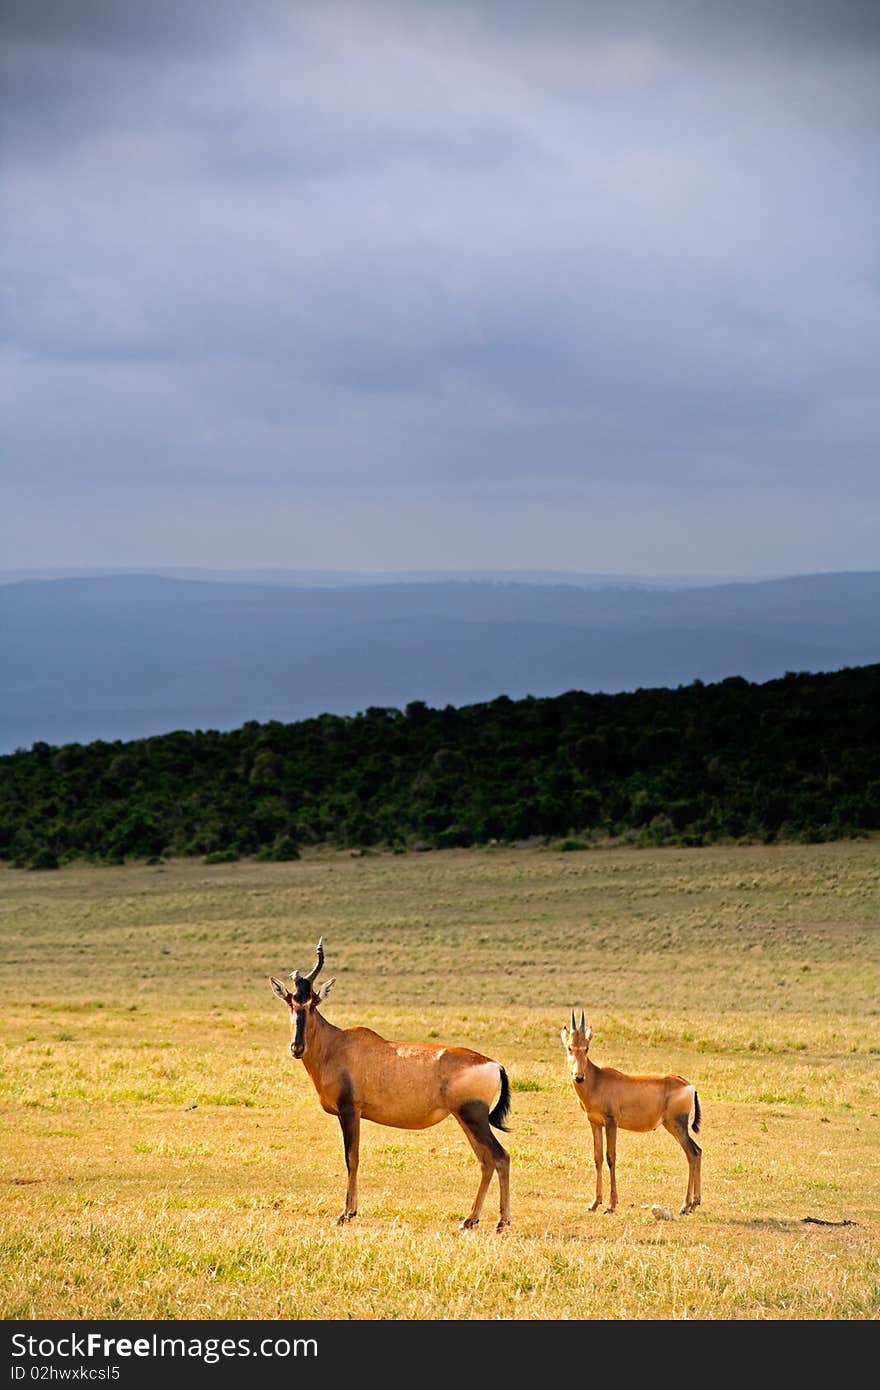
663, 1115, 702, 1214
604, 1119, 618, 1213
588, 1120, 604, 1212
336, 1102, 360, 1224
692, 1134, 702, 1210
455, 1102, 511, 1233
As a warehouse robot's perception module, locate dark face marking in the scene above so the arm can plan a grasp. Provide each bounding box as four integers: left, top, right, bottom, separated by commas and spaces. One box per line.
291, 1004, 309, 1059
288, 975, 315, 1059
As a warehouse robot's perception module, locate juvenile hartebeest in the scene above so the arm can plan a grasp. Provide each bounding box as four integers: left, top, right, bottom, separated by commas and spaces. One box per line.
561, 1010, 702, 1215
270, 938, 511, 1231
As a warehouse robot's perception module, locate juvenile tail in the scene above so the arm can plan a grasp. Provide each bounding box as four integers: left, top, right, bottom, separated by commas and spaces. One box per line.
692, 1089, 702, 1134
489, 1065, 511, 1132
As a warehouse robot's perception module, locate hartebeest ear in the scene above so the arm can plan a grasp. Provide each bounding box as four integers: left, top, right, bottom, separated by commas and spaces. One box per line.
560, 1026, 570, 1047
269, 976, 293, 1007
316, 977, 335, 1002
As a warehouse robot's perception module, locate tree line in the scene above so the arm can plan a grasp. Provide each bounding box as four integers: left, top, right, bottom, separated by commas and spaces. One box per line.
1, 665, 879, 868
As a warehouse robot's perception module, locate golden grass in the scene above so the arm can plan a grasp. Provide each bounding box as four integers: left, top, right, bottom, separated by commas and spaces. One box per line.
1, 842, 879, 1320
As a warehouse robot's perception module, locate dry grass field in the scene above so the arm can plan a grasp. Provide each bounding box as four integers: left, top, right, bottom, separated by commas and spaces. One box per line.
1, 842, 879, 1320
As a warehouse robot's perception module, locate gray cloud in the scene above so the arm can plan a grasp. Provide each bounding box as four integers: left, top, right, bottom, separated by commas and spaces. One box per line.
2, 1, 879, 574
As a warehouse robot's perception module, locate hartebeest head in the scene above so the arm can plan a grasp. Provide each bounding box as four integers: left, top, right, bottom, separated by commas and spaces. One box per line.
269, 936, 335, 1059
560, 1009, 593, 1084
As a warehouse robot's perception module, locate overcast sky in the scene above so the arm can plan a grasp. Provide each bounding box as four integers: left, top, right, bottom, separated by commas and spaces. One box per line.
3, 1, 879, 576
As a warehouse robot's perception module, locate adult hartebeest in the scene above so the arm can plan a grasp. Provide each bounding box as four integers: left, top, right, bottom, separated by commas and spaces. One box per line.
561, 1011, 702, 1215
269, 938, 511, 1231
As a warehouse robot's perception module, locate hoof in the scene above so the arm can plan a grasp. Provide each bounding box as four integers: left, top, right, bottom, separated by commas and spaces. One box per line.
588, 1201, 601, 1213
603, 1206, 617, 1215
459, 1217, 479, 1230
495, 1219, 510, 1234
680, 1205, 692, 1215
336, 1211, 357, 1225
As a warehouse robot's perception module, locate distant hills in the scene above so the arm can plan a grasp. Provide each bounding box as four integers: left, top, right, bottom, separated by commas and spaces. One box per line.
1, 570, 878, 752
0, 566, 761, 588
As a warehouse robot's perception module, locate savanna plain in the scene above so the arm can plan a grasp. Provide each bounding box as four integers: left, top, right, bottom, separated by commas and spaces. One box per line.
1, 842, 878, 1320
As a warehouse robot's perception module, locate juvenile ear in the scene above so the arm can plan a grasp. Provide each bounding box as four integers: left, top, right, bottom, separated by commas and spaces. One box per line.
316, 977, 336, 1003
270, 976, 292, 1007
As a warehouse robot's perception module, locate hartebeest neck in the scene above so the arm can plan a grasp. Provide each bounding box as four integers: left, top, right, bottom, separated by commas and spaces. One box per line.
300, 1007, 340, 1085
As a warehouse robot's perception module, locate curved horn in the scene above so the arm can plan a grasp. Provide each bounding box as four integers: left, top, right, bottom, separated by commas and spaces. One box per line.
579, 1009, 586, 1032
305, 936, 325, 984
570, 1009, 576, 1033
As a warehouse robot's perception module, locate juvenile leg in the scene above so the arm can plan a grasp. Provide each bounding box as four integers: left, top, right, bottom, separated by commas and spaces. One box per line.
336, 1103, 360, 1224
663, 1114, 702, 1214
588, 1120, 604, 1212
455, 1101, 511, 1233
692, 1138, 702, 1210
604, 1119, 619, 1213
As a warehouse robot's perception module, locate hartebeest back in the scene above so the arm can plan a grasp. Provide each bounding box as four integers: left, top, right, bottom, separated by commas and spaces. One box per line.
270, 938, 512, 1231
561, 1010, 703, 1215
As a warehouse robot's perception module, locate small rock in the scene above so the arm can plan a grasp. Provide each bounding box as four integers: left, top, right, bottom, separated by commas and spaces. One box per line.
643, 1204, 675, 1221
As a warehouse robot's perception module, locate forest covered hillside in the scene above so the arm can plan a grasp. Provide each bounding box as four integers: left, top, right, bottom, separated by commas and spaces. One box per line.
2, 664, 878, 868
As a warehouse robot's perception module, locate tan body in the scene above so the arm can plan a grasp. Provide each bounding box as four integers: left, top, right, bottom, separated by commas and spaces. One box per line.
303, 1014, 503, 1128
271, 940, 511, 1231
562, 1015, 702, 1215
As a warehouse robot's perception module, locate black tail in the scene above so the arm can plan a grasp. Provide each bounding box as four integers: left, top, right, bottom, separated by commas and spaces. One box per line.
489, 1065, 511, 1133
692, 1090, 702, 1134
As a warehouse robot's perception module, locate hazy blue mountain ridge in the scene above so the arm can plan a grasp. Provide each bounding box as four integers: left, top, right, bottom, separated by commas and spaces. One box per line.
1, 572, 877, 751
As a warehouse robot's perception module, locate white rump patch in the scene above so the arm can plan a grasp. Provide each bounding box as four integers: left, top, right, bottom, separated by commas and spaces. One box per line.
471, 1061, 502, 1106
